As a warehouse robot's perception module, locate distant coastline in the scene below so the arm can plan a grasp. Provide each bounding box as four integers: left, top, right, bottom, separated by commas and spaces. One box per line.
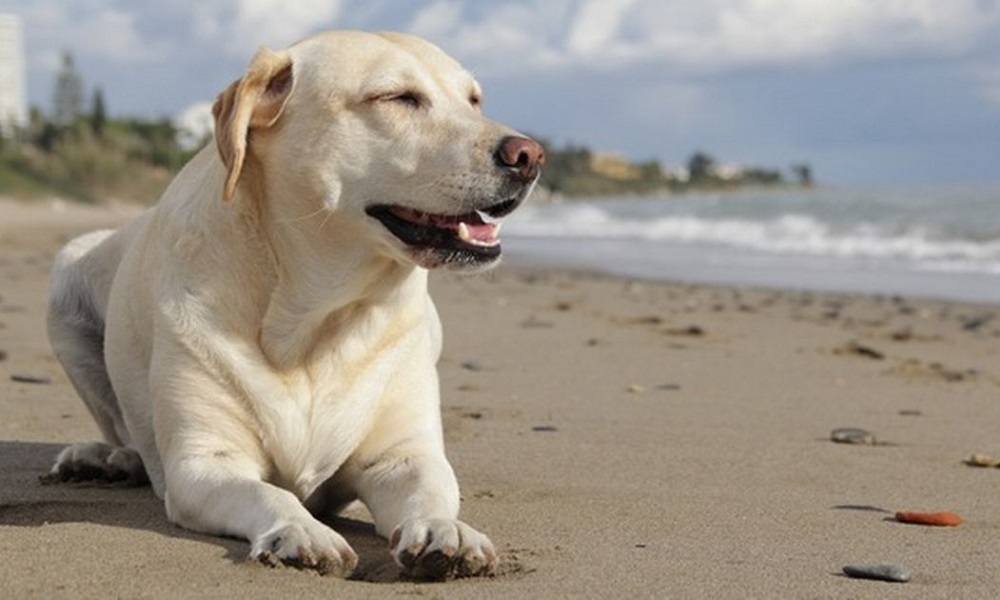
534, 139, 814, 201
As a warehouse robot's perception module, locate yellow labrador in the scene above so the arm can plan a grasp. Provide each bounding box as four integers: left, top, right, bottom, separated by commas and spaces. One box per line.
45, 30, 543, 581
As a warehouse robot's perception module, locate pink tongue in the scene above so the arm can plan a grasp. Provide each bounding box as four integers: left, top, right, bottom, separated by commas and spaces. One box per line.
463, 221, 498, 242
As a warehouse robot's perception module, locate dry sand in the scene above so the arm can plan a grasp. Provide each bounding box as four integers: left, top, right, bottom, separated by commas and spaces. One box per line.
2, 198, 1000, 599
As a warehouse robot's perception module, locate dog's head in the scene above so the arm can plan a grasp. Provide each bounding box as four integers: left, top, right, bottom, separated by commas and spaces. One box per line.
212, 30, 543, 272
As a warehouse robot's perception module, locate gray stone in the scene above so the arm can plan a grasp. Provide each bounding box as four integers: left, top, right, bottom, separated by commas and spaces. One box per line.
842, 564, 911, 583
830, 427, 875, 445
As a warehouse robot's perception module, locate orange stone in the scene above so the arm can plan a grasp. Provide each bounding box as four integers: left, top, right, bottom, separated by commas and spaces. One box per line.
894, 510, 962, 527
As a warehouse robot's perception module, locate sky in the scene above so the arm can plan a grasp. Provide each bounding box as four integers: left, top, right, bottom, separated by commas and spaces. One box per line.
2, 0, 1000, 186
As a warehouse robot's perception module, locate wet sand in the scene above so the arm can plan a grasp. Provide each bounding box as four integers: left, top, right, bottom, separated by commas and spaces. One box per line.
2, 199, 999, 598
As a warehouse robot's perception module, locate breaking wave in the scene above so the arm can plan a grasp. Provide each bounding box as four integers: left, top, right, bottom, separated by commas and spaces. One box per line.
506, 202, 1000, 275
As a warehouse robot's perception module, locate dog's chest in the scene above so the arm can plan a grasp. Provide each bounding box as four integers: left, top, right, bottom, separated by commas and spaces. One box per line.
256, 315, 431, 498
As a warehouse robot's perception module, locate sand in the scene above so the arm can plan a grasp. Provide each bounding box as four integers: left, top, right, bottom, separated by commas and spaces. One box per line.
2, 198, 999, 599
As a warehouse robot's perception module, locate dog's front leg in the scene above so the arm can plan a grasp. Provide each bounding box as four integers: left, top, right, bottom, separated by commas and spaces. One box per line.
163, 450, 359, 577
351, 441, 497, 581
151, 357, 358, 578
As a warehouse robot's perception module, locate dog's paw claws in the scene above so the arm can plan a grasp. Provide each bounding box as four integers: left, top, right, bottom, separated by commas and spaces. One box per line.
391, 519, 496, 581
251, 522, 357, 578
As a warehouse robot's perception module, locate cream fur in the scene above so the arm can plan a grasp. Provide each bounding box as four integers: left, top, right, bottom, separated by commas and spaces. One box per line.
46, 30, 540, 580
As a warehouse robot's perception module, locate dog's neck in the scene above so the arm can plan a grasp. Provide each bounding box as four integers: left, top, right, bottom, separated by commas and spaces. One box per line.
259, 250, 424, 370
246, 197, 426, 371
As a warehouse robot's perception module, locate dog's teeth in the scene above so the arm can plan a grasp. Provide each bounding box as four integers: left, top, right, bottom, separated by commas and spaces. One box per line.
475, 209, 501, 225
458, 222, 472, 242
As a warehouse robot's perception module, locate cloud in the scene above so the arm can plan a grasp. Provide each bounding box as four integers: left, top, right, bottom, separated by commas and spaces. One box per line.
174, 100, 214, 151
565, 0, 640, 55
12, 0, 998, 81
406, 1, 571, 71
409, 0, 1000, 75
178, 0, 343, 57
11, 3, 165, 72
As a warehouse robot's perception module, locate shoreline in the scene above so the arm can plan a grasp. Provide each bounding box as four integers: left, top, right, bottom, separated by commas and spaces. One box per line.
504, 242, 1000, 307
2, 200, 1000, 598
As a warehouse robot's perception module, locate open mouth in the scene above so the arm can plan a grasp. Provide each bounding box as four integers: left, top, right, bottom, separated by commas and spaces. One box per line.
367, 197, 521, 267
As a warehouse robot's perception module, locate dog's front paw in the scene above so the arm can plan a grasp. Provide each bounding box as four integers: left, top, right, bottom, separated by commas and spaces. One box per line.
252, 521, 358, 578
41, 442, 148, 486
390, 518, 497, 581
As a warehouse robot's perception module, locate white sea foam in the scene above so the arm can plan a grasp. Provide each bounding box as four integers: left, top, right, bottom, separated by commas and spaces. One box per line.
507, 202, 1000, 274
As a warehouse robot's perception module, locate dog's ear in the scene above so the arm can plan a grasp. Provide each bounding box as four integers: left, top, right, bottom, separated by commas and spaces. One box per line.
212, 47, 295, 202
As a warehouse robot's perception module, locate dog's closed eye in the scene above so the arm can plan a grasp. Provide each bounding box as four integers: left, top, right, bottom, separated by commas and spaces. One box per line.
379, 91, 424, 109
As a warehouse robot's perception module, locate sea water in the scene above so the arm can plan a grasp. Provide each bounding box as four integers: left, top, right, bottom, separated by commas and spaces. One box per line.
504, 183, 1000, 304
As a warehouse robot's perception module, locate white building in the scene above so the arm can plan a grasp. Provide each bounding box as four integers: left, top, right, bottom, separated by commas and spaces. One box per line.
0, 14, 27, 136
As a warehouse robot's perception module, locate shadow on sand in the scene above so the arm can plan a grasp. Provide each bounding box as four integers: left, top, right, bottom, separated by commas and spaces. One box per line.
0, 440, 400, 582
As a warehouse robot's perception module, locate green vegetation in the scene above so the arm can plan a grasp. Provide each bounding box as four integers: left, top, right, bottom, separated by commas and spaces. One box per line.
536, 139, 814, 198
0, 109, 197, 203
0, 52, 199, 204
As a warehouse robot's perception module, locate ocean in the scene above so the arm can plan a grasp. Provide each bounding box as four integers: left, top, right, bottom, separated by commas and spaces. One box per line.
504, 183, 1000, 305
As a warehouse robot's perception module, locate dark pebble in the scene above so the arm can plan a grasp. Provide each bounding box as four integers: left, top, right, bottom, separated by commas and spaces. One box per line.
461, 360, 483, 372
531, 425, 558, 432
11, 374, 51, 385
842, 564, 911, 583
835, 341, 885, 360
663, 325, 705, 337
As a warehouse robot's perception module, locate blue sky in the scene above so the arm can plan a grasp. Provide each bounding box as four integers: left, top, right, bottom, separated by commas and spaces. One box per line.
3, 0, 1000, 185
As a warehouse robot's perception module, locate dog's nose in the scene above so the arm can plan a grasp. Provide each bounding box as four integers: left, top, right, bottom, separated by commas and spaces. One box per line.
495, 136, 545, 182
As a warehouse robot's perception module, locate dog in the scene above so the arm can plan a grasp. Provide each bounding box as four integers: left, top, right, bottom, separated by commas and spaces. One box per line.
45, 30, 543, 581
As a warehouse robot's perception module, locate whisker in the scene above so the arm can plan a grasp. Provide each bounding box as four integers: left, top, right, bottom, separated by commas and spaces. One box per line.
276, 206, 328, 225
316, 208, 335, 233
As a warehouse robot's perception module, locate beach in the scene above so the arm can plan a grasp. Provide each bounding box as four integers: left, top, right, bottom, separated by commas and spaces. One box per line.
2, 198, 1000, 599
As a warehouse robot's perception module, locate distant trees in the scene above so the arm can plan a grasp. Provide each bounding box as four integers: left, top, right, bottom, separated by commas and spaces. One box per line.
529, 141, 813, 198
53, 52, 84, 125
0, 50, 199, 203
791, 163, 814, 187
535, 137, 671, 196
687, 152, 716, 184
90, 88, 107, 138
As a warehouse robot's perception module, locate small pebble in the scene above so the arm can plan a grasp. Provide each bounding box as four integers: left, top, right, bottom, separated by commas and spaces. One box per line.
966, 453, 1000, 467
656, 383, 682, 391
894, 510, 962, 527
842, 564, 911, 583
520, 315, 554, 329
627, 383, 645, 394
663, 325, 705, 337
460, 360, 483, 372
531, 425, 558, 432
830, 428, 875, 445
10, 374, 52, 385
834, 340, 885, 360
